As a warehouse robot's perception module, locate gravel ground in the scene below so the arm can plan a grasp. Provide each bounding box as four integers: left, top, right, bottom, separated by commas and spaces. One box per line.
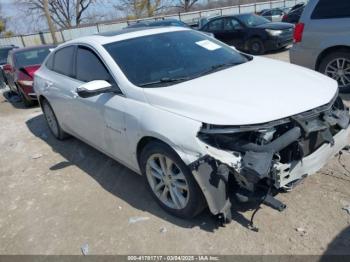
0, 48, 350, 255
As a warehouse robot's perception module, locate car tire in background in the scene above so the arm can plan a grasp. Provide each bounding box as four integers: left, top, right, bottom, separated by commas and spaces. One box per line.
42, 99, 69, 140
319, 51, 350, 93
140, 141, 206, 219
248, 38, 265, 55
17, 86, 35, 108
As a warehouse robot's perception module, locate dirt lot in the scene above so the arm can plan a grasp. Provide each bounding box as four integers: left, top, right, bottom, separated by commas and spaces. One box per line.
1, 48, 350, 255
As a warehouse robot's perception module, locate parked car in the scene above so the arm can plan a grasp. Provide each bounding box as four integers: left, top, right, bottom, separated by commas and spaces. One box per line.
0, 45, 18, 87
3, 45, 54, 106
290, 2, 306, 12
290, 0, 350, 92
199, 13, 294, 54
258, 8, 286, 22
34, 27, 350, 222
127, 19, 190, 29
282, 4, 305, 23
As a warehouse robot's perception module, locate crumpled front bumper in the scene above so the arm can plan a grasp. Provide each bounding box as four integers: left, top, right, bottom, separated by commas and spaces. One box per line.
189, 95, 350, 222
274, 125, 350, 188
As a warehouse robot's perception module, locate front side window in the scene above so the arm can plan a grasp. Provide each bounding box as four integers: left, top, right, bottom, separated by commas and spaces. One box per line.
53, 46, 75, 77
104, 30, 249, 87
76, 46, 113, 83
311, 0, 350, 19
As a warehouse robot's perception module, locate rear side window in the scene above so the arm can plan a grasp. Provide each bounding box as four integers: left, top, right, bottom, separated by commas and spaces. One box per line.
46, 53, 54, 70
311, 0, 350, 19
76, 46, 113, 83
53, 46, 75, 77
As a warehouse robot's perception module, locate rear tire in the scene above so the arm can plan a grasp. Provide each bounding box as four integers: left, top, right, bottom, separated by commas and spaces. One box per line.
319, 51, 350, 93
248, 38, 265, 55
42, 99, 69, 140
140, 141, 206, 219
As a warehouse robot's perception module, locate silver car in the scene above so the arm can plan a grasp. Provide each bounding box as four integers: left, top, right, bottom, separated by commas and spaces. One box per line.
290, 0, 350, 92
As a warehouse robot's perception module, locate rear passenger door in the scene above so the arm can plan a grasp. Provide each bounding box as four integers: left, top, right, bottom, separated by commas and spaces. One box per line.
42, 45, 78, 130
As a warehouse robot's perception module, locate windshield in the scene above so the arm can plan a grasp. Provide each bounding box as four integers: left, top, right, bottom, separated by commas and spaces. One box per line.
104, 30, 249, 87
0, 48, 12, 65
237, 14, 270, 27
14, 47, 51, 67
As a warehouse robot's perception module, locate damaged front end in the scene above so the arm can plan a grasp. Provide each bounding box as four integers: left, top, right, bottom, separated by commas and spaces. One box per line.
190, 93, 350, 223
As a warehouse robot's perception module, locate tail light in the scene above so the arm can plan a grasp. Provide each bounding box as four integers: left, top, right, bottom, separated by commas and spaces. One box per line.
293, 23, 304, 43
282, 14, 288, 21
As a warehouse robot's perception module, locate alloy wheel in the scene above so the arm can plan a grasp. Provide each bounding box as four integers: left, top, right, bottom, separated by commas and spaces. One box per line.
145, 153, 189, 210
325, 58, 350, 88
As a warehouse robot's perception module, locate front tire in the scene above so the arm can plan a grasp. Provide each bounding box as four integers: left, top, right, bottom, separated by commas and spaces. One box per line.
42, 99, 69, 140
319, 51, 350, 93
140, 142, 206, 219
248, 38, 265, 55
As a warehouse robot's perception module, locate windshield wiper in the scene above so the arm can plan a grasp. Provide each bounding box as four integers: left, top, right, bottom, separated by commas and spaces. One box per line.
139, 77, 191, 87
196, 61, 243, 78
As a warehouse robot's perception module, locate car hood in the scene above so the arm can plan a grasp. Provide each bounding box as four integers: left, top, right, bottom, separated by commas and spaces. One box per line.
143, 57, 338, 126
256, 22, 293, 30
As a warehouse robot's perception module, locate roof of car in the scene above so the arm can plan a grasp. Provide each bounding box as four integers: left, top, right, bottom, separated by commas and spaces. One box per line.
97, 27, 154, 37
62, 26, 189, 46
0, 45, 17, 50
11, 44, 55, 54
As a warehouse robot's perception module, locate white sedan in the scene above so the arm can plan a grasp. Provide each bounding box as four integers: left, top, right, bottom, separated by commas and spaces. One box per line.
34, 27, 350, 223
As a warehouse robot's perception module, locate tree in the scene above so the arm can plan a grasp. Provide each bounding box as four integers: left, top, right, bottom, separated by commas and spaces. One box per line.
16, 0, 96, 29
0, 3, 14, 37
43, 0, 58, 44
176, 0, 199, 12
114, 0, 165, 18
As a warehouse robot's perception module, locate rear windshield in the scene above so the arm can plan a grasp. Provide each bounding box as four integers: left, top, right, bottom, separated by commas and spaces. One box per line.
104, 30, 248, 87
14, 47, 51, 67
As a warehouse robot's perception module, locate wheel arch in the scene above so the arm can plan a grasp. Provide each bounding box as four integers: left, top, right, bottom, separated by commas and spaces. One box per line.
136, 136, 186, 172
38, 95, 47, 109
316, 45, 350, 71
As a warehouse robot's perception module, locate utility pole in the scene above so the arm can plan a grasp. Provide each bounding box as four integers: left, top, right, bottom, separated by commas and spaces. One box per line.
43, 0, 58, 44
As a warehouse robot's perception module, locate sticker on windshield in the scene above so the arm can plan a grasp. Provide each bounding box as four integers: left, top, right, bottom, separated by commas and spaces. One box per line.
196, 40, 221, 51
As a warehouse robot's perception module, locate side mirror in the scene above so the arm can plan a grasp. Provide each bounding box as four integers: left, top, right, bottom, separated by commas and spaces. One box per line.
76, 80, 114, 98
3, 64, 12, 72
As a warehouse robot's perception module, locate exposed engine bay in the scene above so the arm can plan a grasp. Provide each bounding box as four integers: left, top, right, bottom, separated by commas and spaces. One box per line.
190, 92, 350, 224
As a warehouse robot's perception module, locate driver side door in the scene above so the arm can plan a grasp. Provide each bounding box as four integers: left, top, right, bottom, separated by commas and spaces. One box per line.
69, 45, 127, 160
221, 18, 245, 49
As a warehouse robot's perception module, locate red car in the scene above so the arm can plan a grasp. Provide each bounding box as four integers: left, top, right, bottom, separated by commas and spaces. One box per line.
3, 45, 55, 107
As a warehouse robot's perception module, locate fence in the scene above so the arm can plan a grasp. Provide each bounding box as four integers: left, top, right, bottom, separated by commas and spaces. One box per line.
0, 0, 305, 48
